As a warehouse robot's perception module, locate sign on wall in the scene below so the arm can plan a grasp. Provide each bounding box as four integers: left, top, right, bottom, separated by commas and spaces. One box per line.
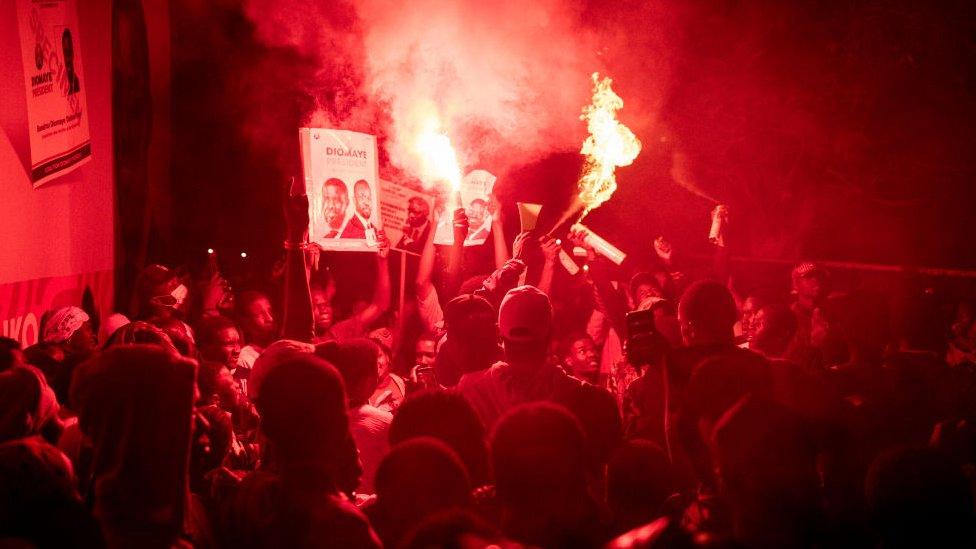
17, 0, 92, 187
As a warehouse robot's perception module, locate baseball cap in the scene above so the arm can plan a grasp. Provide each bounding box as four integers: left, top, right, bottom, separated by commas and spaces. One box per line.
792, 262, 826, 280
443, 294, 496, 338
498, 285, 552, 342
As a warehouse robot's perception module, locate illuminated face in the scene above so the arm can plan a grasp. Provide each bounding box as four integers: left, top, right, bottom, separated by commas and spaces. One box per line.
354, 181, 372, 219
415, 338, 437, 367
242, 296, 275, 343
322, 181, 348, 229
311, 288, 333, 333
201, 327, 241, 369
794, 275, 823, 304
406, 198, 429, 227
376, 350, 391, 380
741, 296, 762, 342
566, 336, 598, 378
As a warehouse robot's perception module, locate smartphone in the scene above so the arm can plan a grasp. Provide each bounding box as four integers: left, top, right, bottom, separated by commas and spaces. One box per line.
625, 309, 667, 367
414, 365, 438, 389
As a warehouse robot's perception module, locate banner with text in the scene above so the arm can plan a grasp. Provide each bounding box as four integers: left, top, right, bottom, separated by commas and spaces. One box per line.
301, 128, 383, 252
17, 0, 92, 187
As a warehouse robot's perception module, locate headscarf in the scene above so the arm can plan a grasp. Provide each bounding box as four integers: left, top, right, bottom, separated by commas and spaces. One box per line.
42, 306, 89, 344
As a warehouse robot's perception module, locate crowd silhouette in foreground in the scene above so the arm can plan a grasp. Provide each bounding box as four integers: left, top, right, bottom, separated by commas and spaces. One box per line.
2, 191, 976, 548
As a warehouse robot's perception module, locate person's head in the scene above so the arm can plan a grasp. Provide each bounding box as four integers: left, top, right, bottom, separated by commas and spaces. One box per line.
133, 264, 186, 320
61, 29, 74, 71
315, 339, 380, 408
0, 337, 23, 373
0, 367, 44, 443
235, 290, 275, 346
678, 280, 738, 347
104, 320, 178, 354
0, 437, 102, 548
196, 360, 241, 411
252, 354, 350, 472
353, 179, 372, 219
629, 271, 672, 306
406, 196, 430, 227
371, 438, 472, 548
415, 333, 437, 367
866, 446, 974, 548
559, 332, 599, 382
150, 316, 196, 358
310, 283, 334, 334
437, 294, 499, 385
490, 402, 589, 506
389, 389, 489, 485
740, 293, 769, 343
372, 339, 393, 381
750, 304, 799, 358
401, 509, 504, 549
322, 178, 349, 230
195, 315, 242, 368
791, 262, 827, 306
711, 396, 820, 545
41, 307, 96, 357
467, 199, 487, 228
606, 440, 675, 529
498, 285, 552, 365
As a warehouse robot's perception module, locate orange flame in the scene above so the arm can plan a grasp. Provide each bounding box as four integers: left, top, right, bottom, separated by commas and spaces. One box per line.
415, 116, 462, 193
577, 73, 642, 217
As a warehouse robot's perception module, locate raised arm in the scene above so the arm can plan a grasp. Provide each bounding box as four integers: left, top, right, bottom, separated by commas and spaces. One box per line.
489, 194, 509, 270
537, 235, 561, 296
352, 231, 392, 328
280, 178, 315, 342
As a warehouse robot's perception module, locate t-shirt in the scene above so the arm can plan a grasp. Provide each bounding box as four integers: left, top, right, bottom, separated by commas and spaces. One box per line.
348, 405, 392, 495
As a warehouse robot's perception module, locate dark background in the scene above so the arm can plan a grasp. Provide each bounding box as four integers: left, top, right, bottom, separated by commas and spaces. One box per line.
161, 0, 976, 277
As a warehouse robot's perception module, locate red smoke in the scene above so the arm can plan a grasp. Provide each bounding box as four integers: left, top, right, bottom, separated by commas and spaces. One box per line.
242, 0, 673, 183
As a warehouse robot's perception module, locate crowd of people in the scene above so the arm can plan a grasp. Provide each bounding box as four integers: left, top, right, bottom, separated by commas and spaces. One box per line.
2, 190, 976, 548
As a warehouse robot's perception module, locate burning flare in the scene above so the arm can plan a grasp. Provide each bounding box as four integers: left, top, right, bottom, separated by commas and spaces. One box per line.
415, 116, 463, 193
577, 73, 642, 217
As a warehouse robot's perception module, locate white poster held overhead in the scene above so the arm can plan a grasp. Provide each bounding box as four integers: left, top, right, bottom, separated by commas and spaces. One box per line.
378, 179, 436, 256
17, 0, 92, 187
300, 128, 383, 252
434, 169, 496, 246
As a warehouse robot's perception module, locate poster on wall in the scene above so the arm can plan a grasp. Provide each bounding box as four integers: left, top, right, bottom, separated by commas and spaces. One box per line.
17, 0, 92, 187
300, 128, 383, 252
433, 169, 497, 246
378, 179, 436, 256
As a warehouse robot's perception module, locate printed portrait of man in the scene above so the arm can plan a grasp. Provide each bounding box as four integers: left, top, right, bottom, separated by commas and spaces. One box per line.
465, 198, 491, 243
341, 179, 374, 239
397, 196, 431, 253
322, 178, 349, 238
62, 28, 81, 95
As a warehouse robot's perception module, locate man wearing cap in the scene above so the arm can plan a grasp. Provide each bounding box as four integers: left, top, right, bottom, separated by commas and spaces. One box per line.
790, 262, 828, 349
457, 285, 621, 465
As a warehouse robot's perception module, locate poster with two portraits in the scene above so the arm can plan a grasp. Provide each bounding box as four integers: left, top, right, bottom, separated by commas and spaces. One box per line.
301, 128, 383, 252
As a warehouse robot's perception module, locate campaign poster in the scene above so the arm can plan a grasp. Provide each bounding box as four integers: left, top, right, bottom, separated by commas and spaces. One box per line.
17, 0, 92, 187
300, 128, 383, 252
433, 169, 497, 246
378, 179, 436, 256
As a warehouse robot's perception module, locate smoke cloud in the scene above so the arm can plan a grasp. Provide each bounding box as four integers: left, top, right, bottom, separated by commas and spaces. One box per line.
242, 0, 631, 183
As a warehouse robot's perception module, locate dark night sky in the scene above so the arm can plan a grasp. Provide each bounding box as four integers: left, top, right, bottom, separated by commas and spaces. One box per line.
171, 0, 976, 271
